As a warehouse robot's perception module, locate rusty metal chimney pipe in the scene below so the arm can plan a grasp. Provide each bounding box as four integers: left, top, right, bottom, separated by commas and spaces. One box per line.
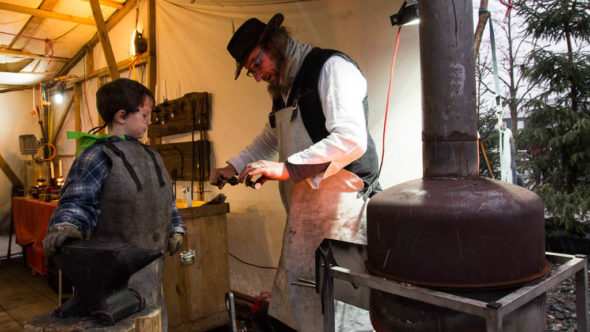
366, 1, 549, 330
420, 0, 479, 179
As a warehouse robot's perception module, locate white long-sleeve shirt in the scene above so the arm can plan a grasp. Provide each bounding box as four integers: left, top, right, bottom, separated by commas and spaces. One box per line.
228, 51, 368, 187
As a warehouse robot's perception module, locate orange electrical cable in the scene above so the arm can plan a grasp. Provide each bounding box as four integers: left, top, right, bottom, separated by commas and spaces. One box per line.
378, 25, 402, 178
41, 143, 57, 161
479, 139, 494, 178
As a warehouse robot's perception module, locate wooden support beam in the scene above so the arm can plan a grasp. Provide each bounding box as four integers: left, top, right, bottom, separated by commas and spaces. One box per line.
74, 83, 81, 151
80, 0, 123, 9
0, 2, 95, 26
0, 48, 70, 62
8, 0, 60, 49
89, 0, 119, 80
0, 84, 28, 90
0, 56, 146, 94
474, 0, 490, 59
56, 0, 137, 78
0, 153, 23, 188
0, 58, 32, 72
147, 0, 156, 93
78, 54, 146, 83
86, 49, 94, 74
97, 77, 105, 132
51, 94, 75, 146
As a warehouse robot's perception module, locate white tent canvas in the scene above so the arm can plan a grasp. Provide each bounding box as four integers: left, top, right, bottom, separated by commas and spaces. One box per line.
0, 0, 422, 296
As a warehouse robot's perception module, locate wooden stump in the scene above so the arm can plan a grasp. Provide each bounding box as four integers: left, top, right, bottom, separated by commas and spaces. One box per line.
24, 307, 161, 332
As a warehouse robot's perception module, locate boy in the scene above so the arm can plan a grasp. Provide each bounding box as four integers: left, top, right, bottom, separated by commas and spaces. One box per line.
43, 78, 184, 331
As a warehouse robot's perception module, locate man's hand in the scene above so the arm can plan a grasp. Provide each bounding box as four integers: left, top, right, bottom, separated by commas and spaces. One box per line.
209, 164, 237, 189
42, 224, 83, 257
168, 234, 183, 256
239, 160, 290, 189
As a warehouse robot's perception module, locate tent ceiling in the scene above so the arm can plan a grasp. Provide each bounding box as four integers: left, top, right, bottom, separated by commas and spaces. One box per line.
0, 0, 122, 90
0, 0, 305, 92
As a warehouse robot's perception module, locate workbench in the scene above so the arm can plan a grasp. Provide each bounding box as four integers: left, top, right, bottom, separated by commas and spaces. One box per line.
162, 202, 231, 332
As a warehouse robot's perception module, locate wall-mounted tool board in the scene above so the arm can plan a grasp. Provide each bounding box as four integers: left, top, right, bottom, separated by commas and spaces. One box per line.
152, 141, 210, 182
148, 92, 209, 138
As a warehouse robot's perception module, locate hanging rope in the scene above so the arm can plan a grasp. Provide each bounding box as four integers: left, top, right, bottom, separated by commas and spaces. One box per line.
498, 0, 513, 19
0, 31, 54, 64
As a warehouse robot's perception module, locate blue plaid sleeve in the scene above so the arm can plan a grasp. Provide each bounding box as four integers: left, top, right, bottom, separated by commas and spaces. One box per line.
48, 144, 110, 238
169, 199, 185, 236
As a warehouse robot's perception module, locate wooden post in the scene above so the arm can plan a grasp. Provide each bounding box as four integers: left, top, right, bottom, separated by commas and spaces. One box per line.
0, 153, 23, 188
0, 2, 95, 25
147, 0, 156, 93
474, 0, 490, 59
86, 49, 94, 75
51, 94, 75, 146
89, 0, 119, 80
74, 83, 81, 151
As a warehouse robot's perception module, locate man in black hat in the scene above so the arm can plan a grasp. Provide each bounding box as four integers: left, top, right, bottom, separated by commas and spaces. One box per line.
210, 13, 380, 332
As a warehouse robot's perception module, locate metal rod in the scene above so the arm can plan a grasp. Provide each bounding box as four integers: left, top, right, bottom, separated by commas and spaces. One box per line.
330, 266, 491, 317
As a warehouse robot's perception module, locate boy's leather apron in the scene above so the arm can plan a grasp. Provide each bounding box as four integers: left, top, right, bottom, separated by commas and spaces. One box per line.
93, 140, 172, 331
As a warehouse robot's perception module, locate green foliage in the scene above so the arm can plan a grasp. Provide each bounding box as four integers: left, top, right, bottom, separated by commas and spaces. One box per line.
517, 0, 590, 43
478, 107, 500, 178
516, 0, 590, 233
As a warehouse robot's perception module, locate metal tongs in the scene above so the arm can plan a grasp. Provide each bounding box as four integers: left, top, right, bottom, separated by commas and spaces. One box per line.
220, 175, 266, 189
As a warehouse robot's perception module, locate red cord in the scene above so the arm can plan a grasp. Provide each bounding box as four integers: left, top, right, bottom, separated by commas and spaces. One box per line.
499, 0, 513, 19
378, 26, 402, 178
228, 252, 277, 270
0, 31, 54, 64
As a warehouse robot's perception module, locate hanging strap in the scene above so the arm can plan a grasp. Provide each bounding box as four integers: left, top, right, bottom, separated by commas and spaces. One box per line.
481, 8, 505, 124
141, 144, 166, 187
103, 141, 143, 192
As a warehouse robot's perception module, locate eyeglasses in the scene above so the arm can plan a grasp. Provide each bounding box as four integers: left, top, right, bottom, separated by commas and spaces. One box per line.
246, 49, 264, 77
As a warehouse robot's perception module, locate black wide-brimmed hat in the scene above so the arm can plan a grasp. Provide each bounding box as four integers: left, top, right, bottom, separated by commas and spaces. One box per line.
227, 13, 284, 79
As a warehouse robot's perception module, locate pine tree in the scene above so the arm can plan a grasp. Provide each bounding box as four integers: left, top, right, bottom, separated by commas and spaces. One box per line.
475, 54, 500, 178
516, 0, 590, 233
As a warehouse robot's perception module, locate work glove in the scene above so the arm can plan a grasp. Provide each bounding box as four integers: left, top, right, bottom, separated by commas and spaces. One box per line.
168, 233, 183, 256
42, 224, 83, 257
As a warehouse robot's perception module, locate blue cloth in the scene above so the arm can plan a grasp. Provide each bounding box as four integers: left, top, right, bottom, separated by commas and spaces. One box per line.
49, 136, 185, 238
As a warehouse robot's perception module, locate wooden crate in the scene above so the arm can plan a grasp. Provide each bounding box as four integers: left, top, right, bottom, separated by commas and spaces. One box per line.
163, 203, 230, 332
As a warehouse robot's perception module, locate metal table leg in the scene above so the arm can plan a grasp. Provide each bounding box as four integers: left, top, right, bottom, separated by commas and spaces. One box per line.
316, 239, 589, 332
575, 255, 589, 332
323, 272, 335, 332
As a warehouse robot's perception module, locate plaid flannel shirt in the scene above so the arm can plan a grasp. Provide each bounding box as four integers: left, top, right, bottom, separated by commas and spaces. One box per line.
48, 136, 185, 238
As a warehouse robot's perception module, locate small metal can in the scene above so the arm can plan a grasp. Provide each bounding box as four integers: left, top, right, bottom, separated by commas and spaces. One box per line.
179, 249, 195, 266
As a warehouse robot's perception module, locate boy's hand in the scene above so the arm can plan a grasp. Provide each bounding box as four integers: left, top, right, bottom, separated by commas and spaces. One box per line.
168, 234, 183, 256
42, 224, 83, 257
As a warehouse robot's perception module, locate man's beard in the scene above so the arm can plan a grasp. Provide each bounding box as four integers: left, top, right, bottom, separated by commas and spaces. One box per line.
266, 53, 287, 99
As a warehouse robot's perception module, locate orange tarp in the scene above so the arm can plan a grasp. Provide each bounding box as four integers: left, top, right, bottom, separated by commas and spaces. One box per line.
12, 197, 57, 275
